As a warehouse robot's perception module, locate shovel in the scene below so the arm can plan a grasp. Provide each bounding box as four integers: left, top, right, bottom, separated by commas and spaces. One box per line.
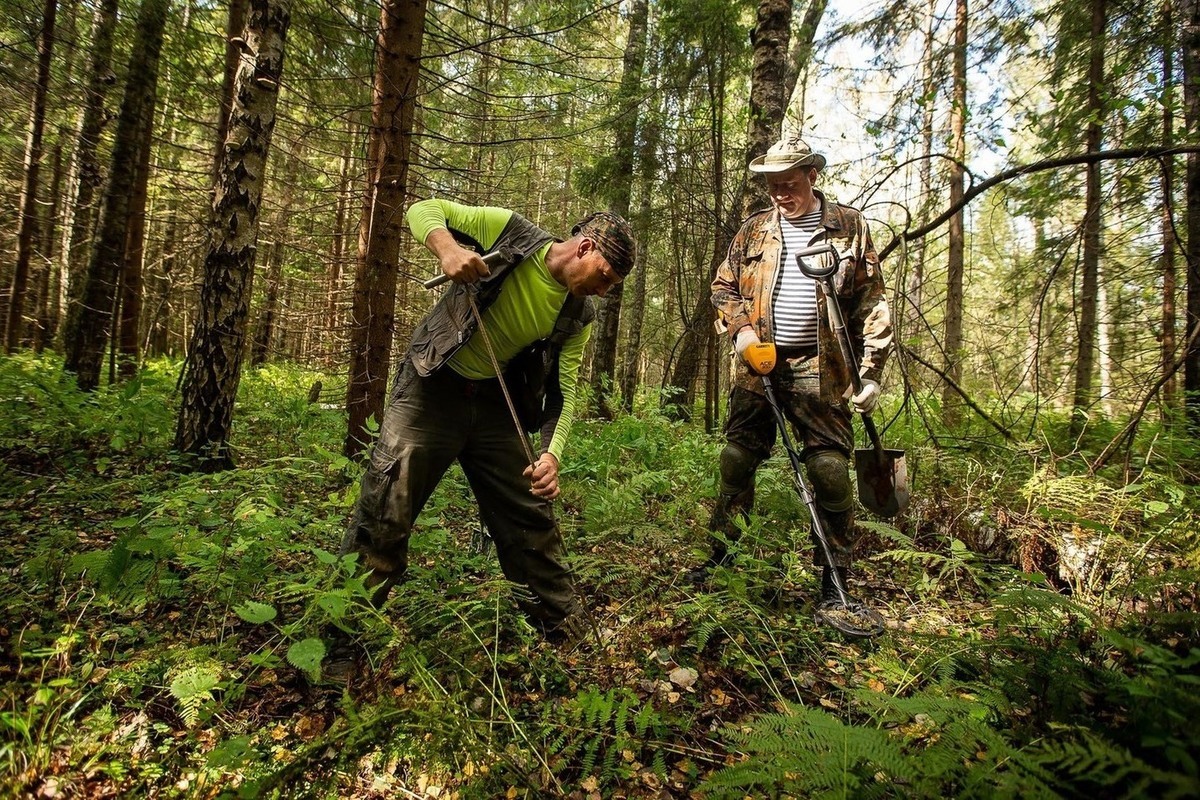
793, 243, 909, 518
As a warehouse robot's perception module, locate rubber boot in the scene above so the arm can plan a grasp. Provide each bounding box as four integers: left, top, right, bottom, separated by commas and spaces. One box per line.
688, 487, 751, 583
820, 565, 853, 607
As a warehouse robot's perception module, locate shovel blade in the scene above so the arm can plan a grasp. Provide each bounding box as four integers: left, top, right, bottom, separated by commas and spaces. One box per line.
855, 448, 909, 518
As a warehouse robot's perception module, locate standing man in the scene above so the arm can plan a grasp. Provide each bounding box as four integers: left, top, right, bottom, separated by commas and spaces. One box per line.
337, 199, 635, 655
692, 134, 892, 628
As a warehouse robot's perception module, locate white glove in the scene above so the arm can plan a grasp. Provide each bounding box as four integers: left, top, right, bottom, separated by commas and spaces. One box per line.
734, 327, 760, 363
849, 379, 881, 414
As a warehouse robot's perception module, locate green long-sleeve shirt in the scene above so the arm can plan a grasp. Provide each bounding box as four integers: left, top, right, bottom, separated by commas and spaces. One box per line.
406, 199, 591, 461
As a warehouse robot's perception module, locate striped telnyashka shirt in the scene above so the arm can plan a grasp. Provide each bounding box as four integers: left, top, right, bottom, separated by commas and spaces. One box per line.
771, 207, 823, 347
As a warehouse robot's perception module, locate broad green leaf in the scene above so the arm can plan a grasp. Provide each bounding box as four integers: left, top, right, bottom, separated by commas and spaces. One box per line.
287, 638, 326, 678
234, 601, 278, 624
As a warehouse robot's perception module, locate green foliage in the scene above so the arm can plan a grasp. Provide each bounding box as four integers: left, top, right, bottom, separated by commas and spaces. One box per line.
3, 354, 1199, 798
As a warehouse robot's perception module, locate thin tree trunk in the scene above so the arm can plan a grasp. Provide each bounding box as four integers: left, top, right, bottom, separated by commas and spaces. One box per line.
325, 136, 353, 367
175, 0, 292, 468
6, 0, 57, 352
619, 42, 662, 414
782, 0, 828, 128
344, 0, 429, 458
1182, 0, 1200, 430
1162, 0, 1179, 413
213, 0, 250, 184
118, 124, 153, 378
589, 0, 649, 418
59, 0, 120, 351
63, 0, 168, 389
1070, 0, 1107, 434
35, 140, 65, 350
906, 0, 939, 351
941, 0, 968, 422
251, 239, 284, 367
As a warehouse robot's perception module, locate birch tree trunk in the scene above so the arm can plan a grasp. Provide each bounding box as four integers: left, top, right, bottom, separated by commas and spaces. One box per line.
175, 0, 292, 468
63, 0, 168, 389
344, 0, 429, 458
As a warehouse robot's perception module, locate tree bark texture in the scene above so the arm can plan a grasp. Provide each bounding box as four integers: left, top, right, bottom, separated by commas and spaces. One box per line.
175, 0, 292, 468
118, 128, 153, 378
1182, 0, 1200, 429
63, 0, 168, 389
1070, 0, 1107, 433
59, 0, 119, 350
251, 239, 284, 366
1162, 0, 1178, 411
742, 0, 792, 217
6, 0, 57, 352
782, 0, 827, 124
344, 0, 429, 459
214, 0, 250, 184
618, 47, 662, 413
941, 0, 968, 420
589, 0, 648, 418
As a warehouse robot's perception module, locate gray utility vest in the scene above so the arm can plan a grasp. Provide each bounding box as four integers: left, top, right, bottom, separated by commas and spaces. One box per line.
406, 212, 594, 444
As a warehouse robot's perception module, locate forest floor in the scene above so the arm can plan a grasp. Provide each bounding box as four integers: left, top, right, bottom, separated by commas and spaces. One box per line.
2, 356, 1198, 799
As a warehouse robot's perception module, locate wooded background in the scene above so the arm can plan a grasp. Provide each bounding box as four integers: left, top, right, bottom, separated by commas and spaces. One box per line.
1, 0, 1198, 463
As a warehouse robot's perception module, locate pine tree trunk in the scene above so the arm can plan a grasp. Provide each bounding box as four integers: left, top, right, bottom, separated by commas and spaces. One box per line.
905, 0, 939, 353
588, 0, 649, 418
174, 0, 292, 469
59, 0, 119, 351
251, 239, 284, 366
1162, 1, 1178, 412
213, 0, 250, 184
1070, 0, 1107, 434
5, 0, 57, 352
344, 0, 429, 459
325, 136, 353, 367
1182, 0, 1200, 430
618, 46, 662, 413
35, 140, 65, 351
118, 127, 153, 379
941, 0, 968, 421
63, 0, 168, 389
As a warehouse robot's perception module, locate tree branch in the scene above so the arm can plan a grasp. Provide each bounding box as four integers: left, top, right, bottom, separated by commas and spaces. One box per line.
879, 145, 1200, 260
901, 344, 1016, 441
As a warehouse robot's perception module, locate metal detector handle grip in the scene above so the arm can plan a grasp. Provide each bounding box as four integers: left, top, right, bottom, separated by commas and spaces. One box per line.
422, 249, 508, 290
794, 242, 839, 279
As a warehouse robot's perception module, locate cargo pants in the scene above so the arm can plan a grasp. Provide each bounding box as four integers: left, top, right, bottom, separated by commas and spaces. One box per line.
340, 360, 582, 634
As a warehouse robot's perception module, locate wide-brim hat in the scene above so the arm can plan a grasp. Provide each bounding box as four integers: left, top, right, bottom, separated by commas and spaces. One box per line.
748, 134, 826, 173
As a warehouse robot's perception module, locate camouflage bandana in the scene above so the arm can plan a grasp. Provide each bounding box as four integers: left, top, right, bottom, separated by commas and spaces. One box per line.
571, 211, 637, 277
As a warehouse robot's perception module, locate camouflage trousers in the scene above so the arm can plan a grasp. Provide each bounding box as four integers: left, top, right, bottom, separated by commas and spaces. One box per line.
710, 349, 858, 568
340, 361, 581, 633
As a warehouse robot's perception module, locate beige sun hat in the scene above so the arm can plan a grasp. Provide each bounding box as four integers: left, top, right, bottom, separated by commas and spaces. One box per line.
748, 133, 826, 173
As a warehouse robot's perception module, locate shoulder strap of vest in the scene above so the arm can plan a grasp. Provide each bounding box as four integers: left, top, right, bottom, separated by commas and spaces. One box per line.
546, 295, 593, 350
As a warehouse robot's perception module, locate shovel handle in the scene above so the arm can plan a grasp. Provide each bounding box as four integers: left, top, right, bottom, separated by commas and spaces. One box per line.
422, 249, 508, 289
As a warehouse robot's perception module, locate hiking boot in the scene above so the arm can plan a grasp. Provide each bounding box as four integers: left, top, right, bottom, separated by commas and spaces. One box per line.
320, 628, 361, 685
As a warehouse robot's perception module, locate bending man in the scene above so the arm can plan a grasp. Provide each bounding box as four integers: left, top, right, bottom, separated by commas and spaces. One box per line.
339, 199, 635, 654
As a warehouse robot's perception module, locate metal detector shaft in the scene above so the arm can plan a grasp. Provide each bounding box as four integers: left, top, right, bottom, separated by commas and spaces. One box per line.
760, 374, 853, 607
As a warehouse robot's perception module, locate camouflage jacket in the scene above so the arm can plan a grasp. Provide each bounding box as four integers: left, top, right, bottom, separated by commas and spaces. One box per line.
710, 190, 892, 403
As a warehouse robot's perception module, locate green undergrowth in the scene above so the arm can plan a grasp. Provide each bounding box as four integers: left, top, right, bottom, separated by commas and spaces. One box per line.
1, 354, 1198, 798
